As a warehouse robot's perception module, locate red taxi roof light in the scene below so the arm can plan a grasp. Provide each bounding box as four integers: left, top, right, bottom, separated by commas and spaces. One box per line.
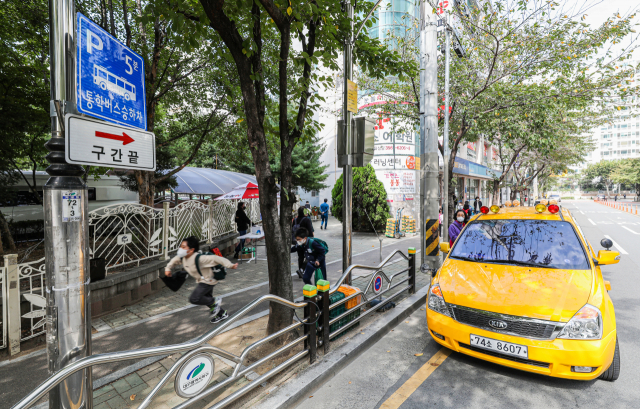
480, 206, 489, 214
548, 204, 560, 214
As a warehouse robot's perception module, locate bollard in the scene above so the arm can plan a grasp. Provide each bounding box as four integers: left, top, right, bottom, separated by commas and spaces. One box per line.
408, 247, 416, 295
316, 279, 331, 354
303, 284, 317, 364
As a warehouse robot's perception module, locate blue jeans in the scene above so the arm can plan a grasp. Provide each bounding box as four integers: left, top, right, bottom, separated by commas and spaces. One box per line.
321, 214, 328, 228
235, 230, 247, 253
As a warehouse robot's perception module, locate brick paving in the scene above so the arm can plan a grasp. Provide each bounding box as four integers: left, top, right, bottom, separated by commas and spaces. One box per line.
93, 216, 417, 331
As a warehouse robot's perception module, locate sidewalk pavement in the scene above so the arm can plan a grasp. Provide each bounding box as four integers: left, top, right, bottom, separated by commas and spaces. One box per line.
92, 216, 413, 332
86, 249, 430, 409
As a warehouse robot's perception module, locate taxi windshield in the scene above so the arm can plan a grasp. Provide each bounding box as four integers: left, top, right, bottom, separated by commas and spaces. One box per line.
450, 219, 590, 270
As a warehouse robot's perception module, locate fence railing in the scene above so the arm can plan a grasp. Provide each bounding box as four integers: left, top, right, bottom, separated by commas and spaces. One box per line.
90, 199, 259, 272
0, 199, 261, 352
10, 248, 418, 409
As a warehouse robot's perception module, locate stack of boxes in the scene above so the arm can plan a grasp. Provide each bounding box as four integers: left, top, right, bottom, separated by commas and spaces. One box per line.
385, 218, 398, 238
328, 285, 362, 341
401, 215, 416, 234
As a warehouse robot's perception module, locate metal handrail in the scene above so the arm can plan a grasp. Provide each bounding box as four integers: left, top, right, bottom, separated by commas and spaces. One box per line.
11, 294, 308, 409
330, 249, 409, 294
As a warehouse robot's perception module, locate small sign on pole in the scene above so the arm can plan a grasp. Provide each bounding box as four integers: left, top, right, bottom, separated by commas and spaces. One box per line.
65, 114, 156, 171
76, 13, 147, 130
347, 80, 358, 113
62, 191, 81, 222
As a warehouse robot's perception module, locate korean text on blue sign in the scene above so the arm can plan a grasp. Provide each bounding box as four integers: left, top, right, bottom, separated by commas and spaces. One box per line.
76, 13, 147, 130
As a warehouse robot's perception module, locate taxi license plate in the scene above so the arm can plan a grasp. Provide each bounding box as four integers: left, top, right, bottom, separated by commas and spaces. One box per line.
470, 334, 528, 359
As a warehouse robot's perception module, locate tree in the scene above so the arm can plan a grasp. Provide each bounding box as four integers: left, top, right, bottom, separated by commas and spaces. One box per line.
609, 158, 640, 198
77, 1, 241, 206
272, 137, 329, 193
158, 0, 413, 335
0, 0, 50, 205
580, 160, 620, 196
359, 0, 639, 225
331, 164, 390, 232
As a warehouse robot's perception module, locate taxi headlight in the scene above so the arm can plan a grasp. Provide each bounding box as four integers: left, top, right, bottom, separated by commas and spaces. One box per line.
557, 304, 602, 340
428, 284, 451, 317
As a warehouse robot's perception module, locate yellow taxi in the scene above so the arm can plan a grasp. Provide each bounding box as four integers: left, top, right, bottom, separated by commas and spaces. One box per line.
427, 201, 621, 381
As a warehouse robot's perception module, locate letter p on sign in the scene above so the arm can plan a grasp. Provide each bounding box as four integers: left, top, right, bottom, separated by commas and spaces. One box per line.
86, 29, 103, 54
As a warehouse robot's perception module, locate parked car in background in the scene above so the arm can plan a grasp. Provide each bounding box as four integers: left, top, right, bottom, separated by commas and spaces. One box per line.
548, 194, 562, 203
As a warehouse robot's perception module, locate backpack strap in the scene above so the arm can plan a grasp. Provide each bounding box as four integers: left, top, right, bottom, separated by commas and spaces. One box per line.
194, 254, 203, 276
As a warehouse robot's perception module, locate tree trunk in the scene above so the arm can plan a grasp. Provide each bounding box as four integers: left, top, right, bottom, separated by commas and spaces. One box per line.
0, 212, 16, 254
492, 179, 500, 206
134, 171, 155, 206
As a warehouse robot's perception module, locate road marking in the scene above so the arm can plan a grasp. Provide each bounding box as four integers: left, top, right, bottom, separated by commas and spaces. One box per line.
379, 348, 451, 409
621, 226, 640, 235
588, 218, 596, 225
604, 235, 628, 254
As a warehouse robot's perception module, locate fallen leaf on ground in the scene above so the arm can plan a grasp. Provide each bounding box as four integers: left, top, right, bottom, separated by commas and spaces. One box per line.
415, 353, 423, 357
349, 381, 352, 384
129, 395, 136, 401
405, 321, 409, 323
387, 350, 391, 352
430, 363, 439, 367
309, 396, 313, 398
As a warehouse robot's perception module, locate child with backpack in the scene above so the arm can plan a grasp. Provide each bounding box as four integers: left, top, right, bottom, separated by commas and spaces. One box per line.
292, 207, 314, 278
290, 227, 328, 285
164, 236, 238, 323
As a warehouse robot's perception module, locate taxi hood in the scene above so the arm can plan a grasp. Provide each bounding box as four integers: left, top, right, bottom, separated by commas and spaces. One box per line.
438, 259, 592, 322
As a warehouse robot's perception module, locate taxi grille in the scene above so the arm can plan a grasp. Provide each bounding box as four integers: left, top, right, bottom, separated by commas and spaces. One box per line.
458, 343, 550, 368
449, 305, 558, 339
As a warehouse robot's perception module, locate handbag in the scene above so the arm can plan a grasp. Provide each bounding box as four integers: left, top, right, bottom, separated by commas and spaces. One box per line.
314, 267, 324, 284
160, 270, 188, 292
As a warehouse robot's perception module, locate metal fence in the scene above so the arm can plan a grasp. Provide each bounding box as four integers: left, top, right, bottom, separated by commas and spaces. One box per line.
89, 199, 258, 272
10, 249, 417, 409
0, 199, 261, 352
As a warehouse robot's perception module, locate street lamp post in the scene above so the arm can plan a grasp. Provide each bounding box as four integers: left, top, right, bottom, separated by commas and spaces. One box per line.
46, 0, 92, 408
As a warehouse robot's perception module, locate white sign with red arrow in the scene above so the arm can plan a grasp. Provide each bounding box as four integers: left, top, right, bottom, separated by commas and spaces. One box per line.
65, 114, 156, 171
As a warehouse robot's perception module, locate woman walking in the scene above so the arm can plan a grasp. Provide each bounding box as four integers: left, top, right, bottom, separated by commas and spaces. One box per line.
449, 209, 467, 246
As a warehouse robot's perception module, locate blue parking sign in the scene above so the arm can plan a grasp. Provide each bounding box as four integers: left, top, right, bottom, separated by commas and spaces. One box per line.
76, 13, 147, 130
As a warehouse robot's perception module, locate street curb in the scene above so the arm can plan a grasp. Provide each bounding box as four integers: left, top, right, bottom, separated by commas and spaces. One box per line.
251, 284, 431, 409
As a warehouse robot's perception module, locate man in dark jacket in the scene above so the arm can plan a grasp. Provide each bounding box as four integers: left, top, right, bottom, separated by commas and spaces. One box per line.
234, 202, 252, 258
291, 228, 326, 285
292, 207, 314, 278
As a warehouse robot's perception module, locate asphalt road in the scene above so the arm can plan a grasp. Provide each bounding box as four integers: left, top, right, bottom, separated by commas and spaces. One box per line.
304, 201, 640, 409
0, 236, 419, 409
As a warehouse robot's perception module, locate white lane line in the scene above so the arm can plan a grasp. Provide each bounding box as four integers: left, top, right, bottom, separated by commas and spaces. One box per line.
604, 235, 629, 254
588, 218, 597, 225
580, 211, 585, 214
621, 226, 640, 235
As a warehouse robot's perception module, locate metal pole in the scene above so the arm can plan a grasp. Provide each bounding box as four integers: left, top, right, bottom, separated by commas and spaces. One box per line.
533, 163, 539, 202
420, 2, 441, 270
442, 13, 451, 245
342, 2, 354, 283
46, 1, 92, 408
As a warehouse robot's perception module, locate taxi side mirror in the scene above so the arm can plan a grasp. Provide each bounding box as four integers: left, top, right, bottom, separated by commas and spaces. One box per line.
596, 250, 620, 265
440, 242, 450, 254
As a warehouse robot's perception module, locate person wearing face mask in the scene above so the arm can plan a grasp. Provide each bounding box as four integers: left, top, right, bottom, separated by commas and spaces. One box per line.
449, 209, 467, 246
234, 201, 252, 259
290, 228, 326, 285
292, 207, 314, 278
165, 236, 238, 323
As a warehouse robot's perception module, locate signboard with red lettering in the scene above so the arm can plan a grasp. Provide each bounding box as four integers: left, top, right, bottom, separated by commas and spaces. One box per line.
376, 171, 416, 194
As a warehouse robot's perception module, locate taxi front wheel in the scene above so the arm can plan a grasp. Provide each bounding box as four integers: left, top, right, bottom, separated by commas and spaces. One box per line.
599, 338, 620, 382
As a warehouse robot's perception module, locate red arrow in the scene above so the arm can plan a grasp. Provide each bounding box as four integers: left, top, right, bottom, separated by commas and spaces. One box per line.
95, 131, 135, 145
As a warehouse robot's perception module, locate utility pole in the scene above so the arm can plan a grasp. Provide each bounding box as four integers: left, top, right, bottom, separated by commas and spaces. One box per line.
342, 0, 354, 281
420, 1, 441, 270
46, 1, 92, 408
442, 12, 451, 244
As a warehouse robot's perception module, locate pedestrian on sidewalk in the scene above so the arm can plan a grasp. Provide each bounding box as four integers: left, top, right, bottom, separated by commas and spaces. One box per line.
449, 209, 467, 246
234, 201, 252, 259
320, 198, 330, 229
292, 207, 314, 278
165, 236, 238, 323
291, 228, 327, 285
473, 196, 482, 213
615, 195, 618, 202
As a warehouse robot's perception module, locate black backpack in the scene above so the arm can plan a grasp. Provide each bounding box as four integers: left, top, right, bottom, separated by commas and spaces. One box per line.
195, 252, 227, 281
292, 217, 308, 244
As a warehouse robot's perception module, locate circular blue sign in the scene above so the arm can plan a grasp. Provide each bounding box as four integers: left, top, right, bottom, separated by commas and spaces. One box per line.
373, 275, 383, 294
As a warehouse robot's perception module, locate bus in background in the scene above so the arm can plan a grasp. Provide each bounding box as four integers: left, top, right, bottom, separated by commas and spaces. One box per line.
93, 64, 137, 102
